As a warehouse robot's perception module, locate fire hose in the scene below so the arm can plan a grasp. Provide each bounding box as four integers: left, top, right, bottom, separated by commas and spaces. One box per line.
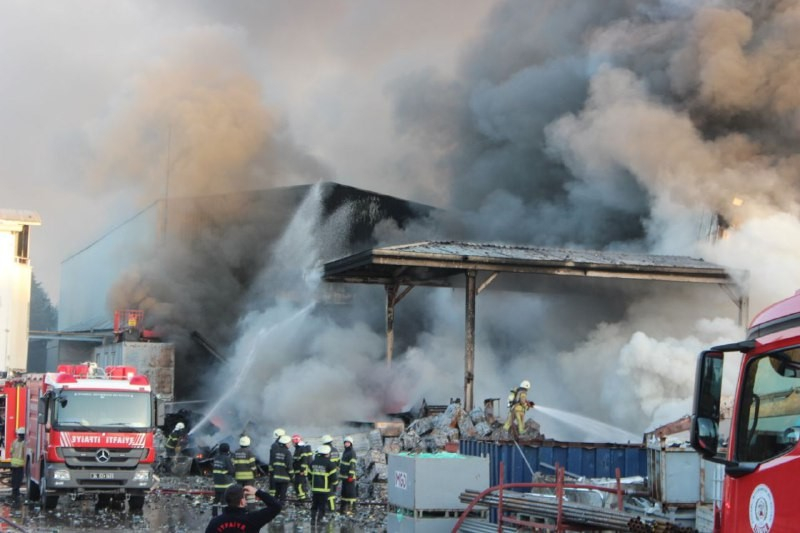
0, 515, 27, 532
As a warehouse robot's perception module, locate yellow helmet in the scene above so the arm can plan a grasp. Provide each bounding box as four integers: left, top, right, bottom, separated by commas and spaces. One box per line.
321, 434, 333, 444
273, 428, 286, 439
520, 380, 531, 390
239, 435, 251, 447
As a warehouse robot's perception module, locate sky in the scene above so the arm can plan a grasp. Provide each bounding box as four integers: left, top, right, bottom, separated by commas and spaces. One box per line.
4, 0, 800, 442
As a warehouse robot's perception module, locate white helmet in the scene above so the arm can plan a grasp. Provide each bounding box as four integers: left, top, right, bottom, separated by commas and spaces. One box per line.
317, 445, 331, 455
16, 427, 25, 435
520, 380, 531, 390
174, 422, 185, 431
321, 434, 333, 444
273, 428, 286, 439
344, 435, 354, 444
239, 435, 251, 447
278, 435, 291, 445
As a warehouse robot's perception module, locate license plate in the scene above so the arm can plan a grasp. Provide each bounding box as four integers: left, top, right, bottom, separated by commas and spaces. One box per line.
90, 473, 114, 480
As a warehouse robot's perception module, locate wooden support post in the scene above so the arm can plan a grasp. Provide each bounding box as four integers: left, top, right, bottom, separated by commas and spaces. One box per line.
465, 270, 476, 411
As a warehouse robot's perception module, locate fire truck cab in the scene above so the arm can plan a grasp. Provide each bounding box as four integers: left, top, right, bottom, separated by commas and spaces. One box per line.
22, 363, 158, 510
691, 290, 800, 532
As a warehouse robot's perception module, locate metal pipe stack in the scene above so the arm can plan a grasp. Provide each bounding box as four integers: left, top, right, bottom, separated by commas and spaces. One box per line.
459, 490, 695, 532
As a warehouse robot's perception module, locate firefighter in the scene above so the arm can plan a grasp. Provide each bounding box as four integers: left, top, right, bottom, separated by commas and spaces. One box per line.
503, 379, 535, 436
320, 434, 340, 509
211, 442, 236, 517
321, 434, 340, 467
165, 421, 187, 473
339, 435, 358, 515
268, 434, 293, 505
234, 435, 258, 508
309, 445, 338, 524
268, 428, 285, 494
291, 434, 312, 503
9, 427, 25, 503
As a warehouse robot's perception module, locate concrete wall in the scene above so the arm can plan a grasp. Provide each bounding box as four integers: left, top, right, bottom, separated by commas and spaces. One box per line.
95, 342, 175, 399
0, 228, 33, 373
59, 203, 161, 332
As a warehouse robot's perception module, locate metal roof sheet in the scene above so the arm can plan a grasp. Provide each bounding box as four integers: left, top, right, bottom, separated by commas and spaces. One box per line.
324, 240, 735, 287
0, 209, 41, 226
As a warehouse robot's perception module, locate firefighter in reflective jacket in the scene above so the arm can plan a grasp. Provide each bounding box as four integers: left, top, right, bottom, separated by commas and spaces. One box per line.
10, 427, 25, 502
292, 434, 312, 502
268, 428, 285, 494
310, 445, 338, 524
211, 442, 236, 517
321, 434, 340, 469
503, 380, 535, 436
268, 434, 293, 505
339, 436, 358, 515
234, 435, 258, 507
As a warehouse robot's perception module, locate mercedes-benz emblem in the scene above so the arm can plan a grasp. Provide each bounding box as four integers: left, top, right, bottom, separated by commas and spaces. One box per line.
96, 449, 111, 463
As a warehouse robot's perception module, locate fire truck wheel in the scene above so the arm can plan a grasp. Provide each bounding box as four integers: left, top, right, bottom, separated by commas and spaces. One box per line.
39, 465, 58, 510
129, 494, 145, 511
26, 463, 40, 502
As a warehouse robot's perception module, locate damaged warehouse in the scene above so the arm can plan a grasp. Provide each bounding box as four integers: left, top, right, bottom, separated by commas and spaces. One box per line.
34, 182, 749, 531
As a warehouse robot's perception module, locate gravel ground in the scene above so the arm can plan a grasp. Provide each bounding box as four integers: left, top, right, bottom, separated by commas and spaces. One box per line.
0, 474, 389, 532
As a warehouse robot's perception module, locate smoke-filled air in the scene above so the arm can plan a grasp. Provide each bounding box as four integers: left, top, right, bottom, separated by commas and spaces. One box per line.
6, 0, 800, 445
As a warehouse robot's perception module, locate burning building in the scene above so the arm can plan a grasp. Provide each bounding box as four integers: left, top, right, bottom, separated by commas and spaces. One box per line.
53, 182, 433, 401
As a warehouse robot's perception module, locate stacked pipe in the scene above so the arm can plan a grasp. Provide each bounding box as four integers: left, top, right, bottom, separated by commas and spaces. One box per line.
460, 490, 638, 531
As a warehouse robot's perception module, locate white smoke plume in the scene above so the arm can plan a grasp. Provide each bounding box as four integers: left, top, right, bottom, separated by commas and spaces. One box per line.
7, 0, 800, 443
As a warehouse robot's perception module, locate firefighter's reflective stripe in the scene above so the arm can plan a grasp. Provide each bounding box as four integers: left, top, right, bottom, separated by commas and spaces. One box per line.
233, 451, 256, 481
310, 458, 338, 492
269, 448, 293, 481
9, 440, 24, 467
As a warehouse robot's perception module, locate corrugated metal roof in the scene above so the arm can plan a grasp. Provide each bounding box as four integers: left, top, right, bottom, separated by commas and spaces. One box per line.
0, 209, 41, 225
324, 240, 736, 287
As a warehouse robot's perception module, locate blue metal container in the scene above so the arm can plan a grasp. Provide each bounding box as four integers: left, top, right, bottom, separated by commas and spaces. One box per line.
459, 439, 647, 489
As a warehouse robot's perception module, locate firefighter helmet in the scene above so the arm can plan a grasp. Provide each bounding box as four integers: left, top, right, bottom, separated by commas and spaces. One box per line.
317, 445, 331, 455
273, 428, 286, 439
292, 434, 301, 444
239, 435, 251, 447
321, 434, 333, 444
344, 435, 354, 444
219, 442, 230, 453
16, 427, 25, 435
520, 380, 531, 390
279, 435, 291, 445
174, 422, 185, 431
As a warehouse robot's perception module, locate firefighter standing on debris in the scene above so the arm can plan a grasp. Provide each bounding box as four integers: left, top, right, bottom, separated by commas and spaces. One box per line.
234, 435, 259, 507
339, 435, 358, 515
310, 445, 338, 524
9, 427, 25, 502
165, 422, 187, 473
292, 434, 312, 502
211, 442, 236, 517
503, 380, 535, 436
268, 434, 293, 505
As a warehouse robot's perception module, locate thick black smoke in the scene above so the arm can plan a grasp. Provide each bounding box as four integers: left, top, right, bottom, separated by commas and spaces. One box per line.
21, 0, 800, 440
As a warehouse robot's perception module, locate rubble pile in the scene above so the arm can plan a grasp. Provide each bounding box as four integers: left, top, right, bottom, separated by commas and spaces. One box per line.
395, 401, 543, 452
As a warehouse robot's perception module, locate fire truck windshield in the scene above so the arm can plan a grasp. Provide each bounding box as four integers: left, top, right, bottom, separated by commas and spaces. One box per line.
53, 391, 152, 430
736, 347, 800, 463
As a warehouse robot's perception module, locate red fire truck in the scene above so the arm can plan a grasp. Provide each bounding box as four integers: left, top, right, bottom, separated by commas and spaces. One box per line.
0, 380, 27, 466
691, 290, 800, 532
16, 363, 158, 510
